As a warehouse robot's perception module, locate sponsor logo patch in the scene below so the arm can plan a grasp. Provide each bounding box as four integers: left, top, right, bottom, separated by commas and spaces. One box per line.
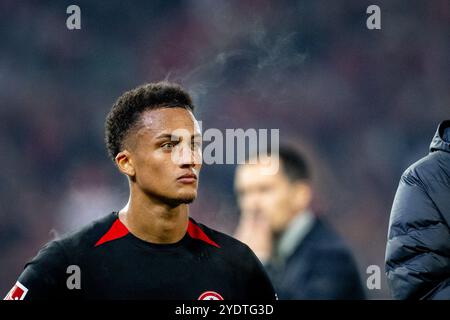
198, 291, 224, 300
4, 281, 28, 300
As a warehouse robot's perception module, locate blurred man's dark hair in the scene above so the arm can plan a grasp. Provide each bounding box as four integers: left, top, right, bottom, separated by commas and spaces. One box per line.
277, 146, 311, 183
253, 145, 311, 182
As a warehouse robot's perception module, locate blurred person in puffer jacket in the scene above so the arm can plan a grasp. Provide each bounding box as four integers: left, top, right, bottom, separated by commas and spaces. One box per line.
386, 120, 450, 299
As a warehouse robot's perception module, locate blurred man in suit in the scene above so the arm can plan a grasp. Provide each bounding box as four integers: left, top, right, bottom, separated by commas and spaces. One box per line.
234, 146, 366, 299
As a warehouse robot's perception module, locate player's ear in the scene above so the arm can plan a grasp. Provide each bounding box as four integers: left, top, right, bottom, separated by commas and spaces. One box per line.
115, 150, 136, 178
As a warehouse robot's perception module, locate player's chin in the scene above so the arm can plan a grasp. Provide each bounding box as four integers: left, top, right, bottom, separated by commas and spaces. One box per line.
174, 190, 197, 204
175, 195, 196, 204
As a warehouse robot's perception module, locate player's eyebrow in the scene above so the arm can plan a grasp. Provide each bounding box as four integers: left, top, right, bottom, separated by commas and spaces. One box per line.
154, 133, 174, 140
154, 132, 202, 141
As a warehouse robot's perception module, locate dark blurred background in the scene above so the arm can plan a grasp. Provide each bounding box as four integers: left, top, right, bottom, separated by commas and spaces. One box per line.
0, 0, 449, 299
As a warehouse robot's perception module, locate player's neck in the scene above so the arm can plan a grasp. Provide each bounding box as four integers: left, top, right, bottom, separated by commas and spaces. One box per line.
118, 187, 189, 244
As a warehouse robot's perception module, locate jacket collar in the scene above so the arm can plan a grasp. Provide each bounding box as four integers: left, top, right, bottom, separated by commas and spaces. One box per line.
275, 210, 315, 262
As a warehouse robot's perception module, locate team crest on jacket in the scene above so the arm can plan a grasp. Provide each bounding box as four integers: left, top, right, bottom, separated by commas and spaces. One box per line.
4, 281, 28, 300
198, 291, 224, 300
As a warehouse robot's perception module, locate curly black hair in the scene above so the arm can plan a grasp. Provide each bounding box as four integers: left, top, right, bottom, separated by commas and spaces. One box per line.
105, 81, 195, 161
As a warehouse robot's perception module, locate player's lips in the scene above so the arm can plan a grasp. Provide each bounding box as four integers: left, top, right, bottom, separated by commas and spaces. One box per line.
177, 173, 198, 184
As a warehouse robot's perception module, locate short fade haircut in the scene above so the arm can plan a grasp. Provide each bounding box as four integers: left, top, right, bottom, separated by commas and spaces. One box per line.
277, 146, 311, 182
251, 145, 310, 182
105, 81, 195, 161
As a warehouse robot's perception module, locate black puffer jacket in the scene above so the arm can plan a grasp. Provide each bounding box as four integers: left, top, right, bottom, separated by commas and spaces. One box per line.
386, 120, 450, 299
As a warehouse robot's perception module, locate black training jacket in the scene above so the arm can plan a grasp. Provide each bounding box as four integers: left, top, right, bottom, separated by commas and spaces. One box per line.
386, 120, 450, 299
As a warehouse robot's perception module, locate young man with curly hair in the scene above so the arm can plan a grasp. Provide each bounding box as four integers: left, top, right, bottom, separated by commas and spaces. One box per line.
5, 82, 276, 300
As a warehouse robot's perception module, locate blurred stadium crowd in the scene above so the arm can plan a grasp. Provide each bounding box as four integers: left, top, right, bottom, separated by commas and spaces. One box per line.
0, 0, 449, 298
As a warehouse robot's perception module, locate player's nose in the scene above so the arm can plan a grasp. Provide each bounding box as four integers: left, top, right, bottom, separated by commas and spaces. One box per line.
172, 144, 202, 167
